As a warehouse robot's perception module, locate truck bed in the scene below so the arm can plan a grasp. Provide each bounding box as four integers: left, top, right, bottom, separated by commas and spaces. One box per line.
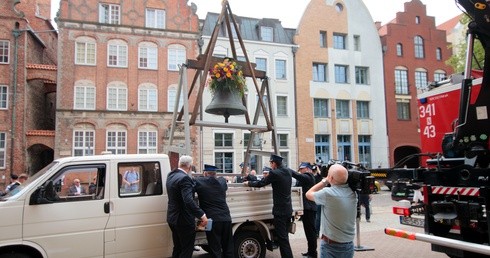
226, 186, 303, 223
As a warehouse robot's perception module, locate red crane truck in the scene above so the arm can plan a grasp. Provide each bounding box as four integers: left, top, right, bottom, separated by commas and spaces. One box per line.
387, 1, 490, 257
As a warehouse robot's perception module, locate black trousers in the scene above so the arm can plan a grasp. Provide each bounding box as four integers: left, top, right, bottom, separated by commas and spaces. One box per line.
205, 221, 234, 258
303, 209, 318, 256
273, 215, 293, 258
169, 223, 196, 258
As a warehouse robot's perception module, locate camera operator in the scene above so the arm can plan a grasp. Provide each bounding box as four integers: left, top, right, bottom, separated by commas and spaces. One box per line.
306, 164, 357, 258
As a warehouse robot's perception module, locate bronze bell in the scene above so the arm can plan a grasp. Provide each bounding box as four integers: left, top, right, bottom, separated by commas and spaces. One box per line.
205, 89, 247, 123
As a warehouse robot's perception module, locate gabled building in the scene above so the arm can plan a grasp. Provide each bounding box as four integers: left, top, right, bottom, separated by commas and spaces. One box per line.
378, 0, 453, 167
294, 0, 389, 168
55, 0, 201, 163
200, 13, 298, 171
0, 0, 58, 184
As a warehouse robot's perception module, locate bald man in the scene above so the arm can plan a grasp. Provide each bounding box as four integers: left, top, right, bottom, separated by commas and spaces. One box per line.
306, 164, 357, 258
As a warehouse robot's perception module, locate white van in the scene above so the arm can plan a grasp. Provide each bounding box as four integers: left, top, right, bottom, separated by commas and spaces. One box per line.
0, 154, 172, 258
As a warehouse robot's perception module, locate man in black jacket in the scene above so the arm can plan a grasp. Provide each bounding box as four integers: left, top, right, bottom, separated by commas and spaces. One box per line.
166, 155, 208, 258
244, 154, 293, 258
291, 162, 318, 258
194, 164, 234, 258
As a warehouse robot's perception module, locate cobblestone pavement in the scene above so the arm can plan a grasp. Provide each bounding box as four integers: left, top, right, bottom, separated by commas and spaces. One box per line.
194, 189, 448, 257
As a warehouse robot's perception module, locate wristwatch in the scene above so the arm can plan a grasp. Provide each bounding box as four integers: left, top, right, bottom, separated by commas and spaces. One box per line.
321, 178, 328, 186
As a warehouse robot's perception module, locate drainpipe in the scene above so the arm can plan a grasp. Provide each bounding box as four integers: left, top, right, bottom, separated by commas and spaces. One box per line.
292, 46, 298, 163
10, 26, 22, 175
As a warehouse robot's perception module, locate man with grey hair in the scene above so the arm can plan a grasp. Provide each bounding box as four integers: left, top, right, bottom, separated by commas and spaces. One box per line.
167, 155, 208, 258
306, 164, 357, 258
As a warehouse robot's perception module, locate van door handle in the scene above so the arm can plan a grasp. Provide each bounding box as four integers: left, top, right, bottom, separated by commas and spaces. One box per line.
104, 202, 111, 213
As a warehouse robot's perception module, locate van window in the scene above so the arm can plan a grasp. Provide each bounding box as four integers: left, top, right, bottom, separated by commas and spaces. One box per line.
118, 161, 162, 197
49, 165, 106, 202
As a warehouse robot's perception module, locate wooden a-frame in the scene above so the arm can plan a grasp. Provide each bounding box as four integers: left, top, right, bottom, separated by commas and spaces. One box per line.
165, 0, 279, 172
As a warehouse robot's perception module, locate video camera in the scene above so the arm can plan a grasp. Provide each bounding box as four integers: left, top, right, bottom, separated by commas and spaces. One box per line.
319, 160, 375, 194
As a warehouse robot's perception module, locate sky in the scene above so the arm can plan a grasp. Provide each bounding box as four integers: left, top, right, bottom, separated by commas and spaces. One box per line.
51, 0, 463, 28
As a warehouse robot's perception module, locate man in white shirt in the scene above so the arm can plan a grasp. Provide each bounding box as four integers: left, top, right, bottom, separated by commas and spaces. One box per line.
68, 178, 87, 196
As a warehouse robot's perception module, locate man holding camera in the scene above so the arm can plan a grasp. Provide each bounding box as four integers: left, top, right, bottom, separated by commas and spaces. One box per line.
306, 164, 357, 258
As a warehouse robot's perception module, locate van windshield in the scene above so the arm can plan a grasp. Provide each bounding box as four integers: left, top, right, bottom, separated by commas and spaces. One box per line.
1, 162, 58, 200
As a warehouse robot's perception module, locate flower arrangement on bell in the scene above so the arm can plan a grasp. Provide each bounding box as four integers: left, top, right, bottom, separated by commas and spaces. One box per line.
207, 57, 247, 97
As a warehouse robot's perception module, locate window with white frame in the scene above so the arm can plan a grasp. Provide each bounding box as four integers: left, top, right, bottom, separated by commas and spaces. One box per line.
314, 98, 329, 118
336, 99, 350, 118
0, 85, 7, 109
255, 57, 267, 72
215, 152, 233, 173
256, 94, 269, 116
414, 35, 424, 59
358, 135, 371, 168
395, 68, 409, 94
0, 132, 5, 168
315, 134, 330, 163
278, 133, 288, 148
415, 69, 428, 90
260, 26, 273, 41
138, 84, 158, 111
353, 35, 361, 51
320, 31, 327, 48
275, 59, 286, 79
355, 66, 369, 84
434, 70, 446, 82
215, 133, 233, 148
167, 86, 184, 112
0, 40, 9, 64
74, 81, 95, 110
138, 129, 157, 154
138, 42, 158, 69
75, 37, 96, 65
73, 129, 95, 156
313, 63, 327, 82
356, 101, 369, 119
168, 44, 186, 71
99, 3, 120, 24
107, 40, 128, 67
334, 65, 348, 83
106, 127, 127, 154
146, 8, 165, 29
279, 151, 289, 168
436, 47, 442, 61
243, 133, 262, 148
396, 43, 403, 56
107, 82, 127, 110
397, 99, 411, 120
333, 33, 346, 49
276, 96, 287, 116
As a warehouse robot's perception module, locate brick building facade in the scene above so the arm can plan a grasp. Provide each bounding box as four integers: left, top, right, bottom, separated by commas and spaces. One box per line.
378, 0, 453, 166
55, 0, 201, 163
0, 0, 58, 187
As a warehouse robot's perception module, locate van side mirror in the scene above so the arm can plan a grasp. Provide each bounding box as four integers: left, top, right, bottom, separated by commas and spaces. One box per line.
29, 180, 59, 205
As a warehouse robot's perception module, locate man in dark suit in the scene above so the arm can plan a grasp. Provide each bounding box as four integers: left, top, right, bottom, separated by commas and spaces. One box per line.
291, 162, 318, 258
166, 155, 208, 258
194, 164, 233, 258
244, 154, 293, 258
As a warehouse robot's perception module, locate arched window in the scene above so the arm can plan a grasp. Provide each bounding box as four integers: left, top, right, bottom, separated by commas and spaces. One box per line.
414, 36, 424, 59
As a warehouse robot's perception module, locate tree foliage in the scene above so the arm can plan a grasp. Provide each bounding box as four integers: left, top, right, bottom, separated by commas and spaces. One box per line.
446, 14, 485, 73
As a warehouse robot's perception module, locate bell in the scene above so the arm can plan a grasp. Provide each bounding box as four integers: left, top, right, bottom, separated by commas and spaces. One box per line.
205, 88, 247, 123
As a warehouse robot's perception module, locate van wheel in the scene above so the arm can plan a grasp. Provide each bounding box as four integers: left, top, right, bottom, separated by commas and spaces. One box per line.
234, 231, 266, 258
0, 252, 32, 258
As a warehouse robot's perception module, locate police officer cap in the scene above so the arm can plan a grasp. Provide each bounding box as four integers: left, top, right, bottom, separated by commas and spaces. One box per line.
204, 164, 218, 172
269, 154, 283, 163
262, 166, 272, 173
299, 162, 311, 169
